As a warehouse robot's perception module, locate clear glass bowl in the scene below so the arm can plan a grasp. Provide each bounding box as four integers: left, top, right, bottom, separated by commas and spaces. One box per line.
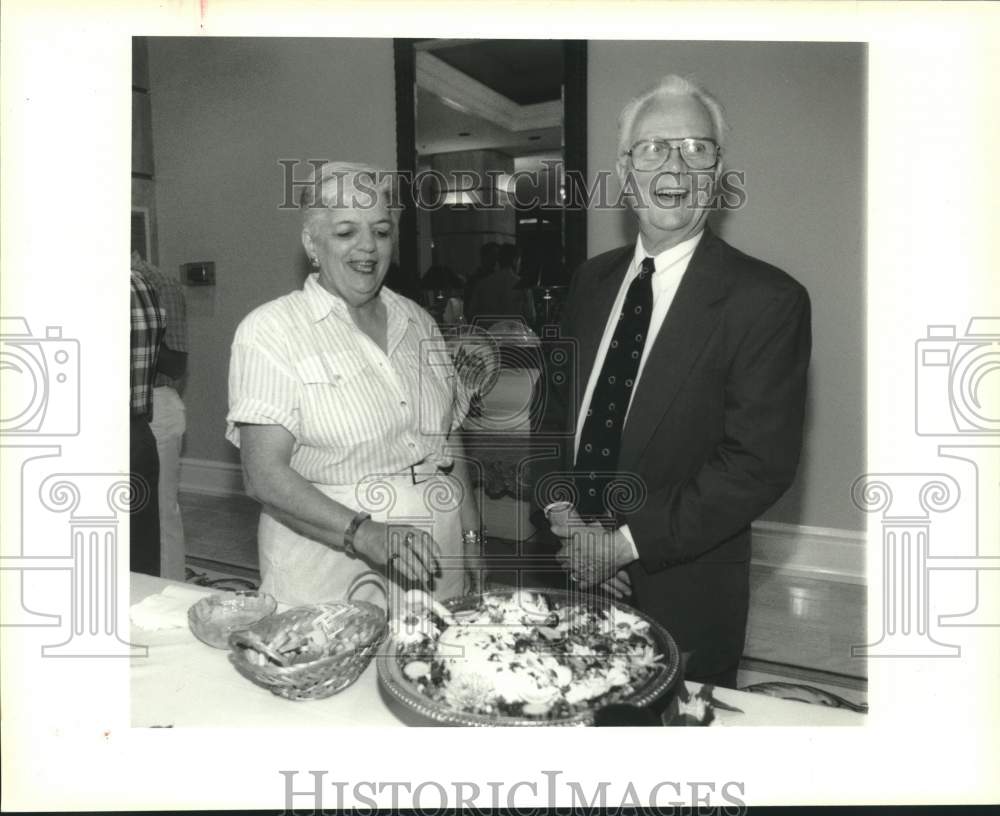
187, 590, 277, 649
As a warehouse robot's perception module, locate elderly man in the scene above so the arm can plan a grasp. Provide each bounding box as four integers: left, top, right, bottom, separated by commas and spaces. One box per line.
541, 74, 811, 688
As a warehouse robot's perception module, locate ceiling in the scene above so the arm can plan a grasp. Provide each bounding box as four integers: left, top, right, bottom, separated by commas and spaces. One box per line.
416, 87, 562, 156
415, 40, 565, 158
428, 40, 563, 105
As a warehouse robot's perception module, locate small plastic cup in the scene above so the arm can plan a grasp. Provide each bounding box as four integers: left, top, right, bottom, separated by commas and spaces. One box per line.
543, 500, 575, 529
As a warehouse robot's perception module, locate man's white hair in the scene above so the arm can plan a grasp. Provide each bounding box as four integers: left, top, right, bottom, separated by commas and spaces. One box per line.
616, 74, 728, 161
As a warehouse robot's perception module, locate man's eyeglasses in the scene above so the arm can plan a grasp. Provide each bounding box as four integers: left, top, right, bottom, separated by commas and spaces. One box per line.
626, 137, 721, 171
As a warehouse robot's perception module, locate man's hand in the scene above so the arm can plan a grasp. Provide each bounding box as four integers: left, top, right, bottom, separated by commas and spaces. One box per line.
549, 505, 636, 587
601, 569, 632, 601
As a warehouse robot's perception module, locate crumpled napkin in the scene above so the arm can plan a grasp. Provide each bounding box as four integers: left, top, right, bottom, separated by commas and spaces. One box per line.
130, 584, 212, 631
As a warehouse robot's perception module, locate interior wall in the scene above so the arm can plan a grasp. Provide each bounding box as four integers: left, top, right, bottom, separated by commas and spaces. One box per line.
587, 41, 866, 531
131, 38, 159, 264
147, 37, 397, 466
149, 37, 865, 533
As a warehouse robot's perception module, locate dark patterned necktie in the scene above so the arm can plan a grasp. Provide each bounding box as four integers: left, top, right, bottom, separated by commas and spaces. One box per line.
574, 256, 655, 520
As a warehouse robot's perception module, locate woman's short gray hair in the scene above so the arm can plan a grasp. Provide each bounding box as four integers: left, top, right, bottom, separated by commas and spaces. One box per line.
616, 74, 728, 160
299, 160, 401, 235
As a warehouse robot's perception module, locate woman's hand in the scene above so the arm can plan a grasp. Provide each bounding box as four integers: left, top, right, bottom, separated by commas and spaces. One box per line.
353, 520, 442, 589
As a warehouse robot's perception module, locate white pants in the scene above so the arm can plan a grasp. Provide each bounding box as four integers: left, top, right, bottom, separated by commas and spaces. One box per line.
258, 469, 467, 609
150, 386, 186, 580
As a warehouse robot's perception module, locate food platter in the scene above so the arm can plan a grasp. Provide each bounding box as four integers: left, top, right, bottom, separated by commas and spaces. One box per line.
376, 587, 682, 727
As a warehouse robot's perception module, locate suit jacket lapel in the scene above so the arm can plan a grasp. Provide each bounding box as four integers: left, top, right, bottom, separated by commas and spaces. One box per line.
619, 228, 730, 469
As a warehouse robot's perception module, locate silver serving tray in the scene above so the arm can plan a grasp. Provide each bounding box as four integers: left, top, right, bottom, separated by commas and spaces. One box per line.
376, 587, 681, 727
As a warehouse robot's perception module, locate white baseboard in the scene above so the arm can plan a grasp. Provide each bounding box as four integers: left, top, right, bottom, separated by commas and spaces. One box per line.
179, 457, 244, 497
179, 458, 866, 584
752, 521, 866, 585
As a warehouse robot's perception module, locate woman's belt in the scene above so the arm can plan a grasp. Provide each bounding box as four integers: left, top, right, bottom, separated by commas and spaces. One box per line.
312, 460, 442, 489
407, 459, 439, 485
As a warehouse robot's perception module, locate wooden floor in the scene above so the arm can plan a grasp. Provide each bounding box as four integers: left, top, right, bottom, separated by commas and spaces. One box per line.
179, 491, 867, 703
746, 565, 866, 678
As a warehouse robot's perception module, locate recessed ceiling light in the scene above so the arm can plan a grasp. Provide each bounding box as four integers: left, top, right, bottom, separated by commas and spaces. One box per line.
440, 96, 471, 114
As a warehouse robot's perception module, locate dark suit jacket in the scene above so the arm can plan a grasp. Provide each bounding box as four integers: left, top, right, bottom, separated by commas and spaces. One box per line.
535, 227, 811, 678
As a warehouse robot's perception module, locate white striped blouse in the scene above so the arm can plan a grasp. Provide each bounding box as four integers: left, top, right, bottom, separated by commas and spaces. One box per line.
226, 274, 465, 486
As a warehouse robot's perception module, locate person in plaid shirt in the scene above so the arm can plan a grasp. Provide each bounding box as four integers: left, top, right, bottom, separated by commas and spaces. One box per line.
130, 266, 165, 576
132, 252, 189, 580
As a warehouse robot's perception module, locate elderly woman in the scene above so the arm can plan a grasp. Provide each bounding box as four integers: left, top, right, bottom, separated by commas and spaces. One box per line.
226, 162, 481, 607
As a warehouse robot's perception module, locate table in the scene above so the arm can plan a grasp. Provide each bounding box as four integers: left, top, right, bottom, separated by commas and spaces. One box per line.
130, 573, 865, 727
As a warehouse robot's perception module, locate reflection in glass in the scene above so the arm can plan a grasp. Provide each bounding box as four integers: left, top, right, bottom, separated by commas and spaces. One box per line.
412, 39, 571, 334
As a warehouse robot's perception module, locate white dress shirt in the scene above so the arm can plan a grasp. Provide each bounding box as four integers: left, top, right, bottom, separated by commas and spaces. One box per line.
574, 230, 704, 556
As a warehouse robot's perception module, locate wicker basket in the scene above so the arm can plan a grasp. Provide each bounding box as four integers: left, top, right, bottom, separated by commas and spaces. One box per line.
227, 571, 388, 701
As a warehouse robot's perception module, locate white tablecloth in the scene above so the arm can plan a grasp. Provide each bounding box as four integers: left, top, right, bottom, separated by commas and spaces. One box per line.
129, 572, 865, 727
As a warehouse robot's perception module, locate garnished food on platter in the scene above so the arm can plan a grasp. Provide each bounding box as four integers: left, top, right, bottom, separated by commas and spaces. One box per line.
377, 588, 681, 726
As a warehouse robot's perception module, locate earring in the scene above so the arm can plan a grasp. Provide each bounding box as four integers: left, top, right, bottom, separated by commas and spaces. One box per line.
310, 256, 319, 268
